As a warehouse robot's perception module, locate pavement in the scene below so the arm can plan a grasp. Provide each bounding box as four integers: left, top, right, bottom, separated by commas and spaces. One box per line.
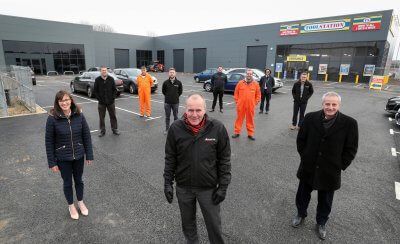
0, 73, 400, 243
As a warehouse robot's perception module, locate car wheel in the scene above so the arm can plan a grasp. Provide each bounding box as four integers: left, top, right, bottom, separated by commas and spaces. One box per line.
195, 77, 200, 83
129, 83, 137, 94
272, 88, 277, 93
87, 86, 93, 98
204, 83, 212, 92
70, 83, 76, 93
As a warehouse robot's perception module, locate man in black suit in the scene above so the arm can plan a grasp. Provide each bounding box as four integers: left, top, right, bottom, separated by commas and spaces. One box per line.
291, 91, 358, 240
291, 73, 313, 130
259, 68, 275, 114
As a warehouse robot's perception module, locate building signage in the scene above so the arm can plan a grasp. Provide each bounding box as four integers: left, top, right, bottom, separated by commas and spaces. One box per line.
339, 64, 350, 75
318, 64, 328, 74
352, 16, 382, 32
363, 64, 375, 76
300, 19, 351, 33
286, 55, 307, 62
275, 63, 283, 72
280, 24, 300, 36
369, 75, 385, 90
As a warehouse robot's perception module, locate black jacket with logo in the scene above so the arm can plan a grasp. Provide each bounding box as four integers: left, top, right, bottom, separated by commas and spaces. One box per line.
164, 115, 231, 189
292, 80, 314, 104
211, 72, 228, 90
162, 78, 183, 104
94, 75, 116, 105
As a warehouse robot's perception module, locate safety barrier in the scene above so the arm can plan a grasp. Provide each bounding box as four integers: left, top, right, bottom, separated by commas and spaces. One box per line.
47, 71, 59, 76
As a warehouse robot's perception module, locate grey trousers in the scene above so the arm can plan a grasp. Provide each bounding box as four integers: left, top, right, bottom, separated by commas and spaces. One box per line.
176, 186, 225, 244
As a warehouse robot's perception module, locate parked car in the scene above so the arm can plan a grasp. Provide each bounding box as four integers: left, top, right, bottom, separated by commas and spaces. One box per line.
385, 96, 400, 114
146, 61, 164, 72
225, 68, 284, 92
114, 68, 158, 94
203, 73, 245, 92
70, 71, 124, 98
194, 68, 219, 83
395, 109, 400, 126
87, 67, 113, 73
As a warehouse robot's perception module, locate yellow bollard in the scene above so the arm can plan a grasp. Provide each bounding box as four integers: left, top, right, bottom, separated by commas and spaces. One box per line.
355, 75, 359, 84
324, 74, 328, 82
307, 73, 310, 80
277, 72, 280, 79
339, 74, 342, 83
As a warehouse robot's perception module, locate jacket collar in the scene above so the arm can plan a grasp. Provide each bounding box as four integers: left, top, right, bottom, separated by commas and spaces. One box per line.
313, 110, 345, 137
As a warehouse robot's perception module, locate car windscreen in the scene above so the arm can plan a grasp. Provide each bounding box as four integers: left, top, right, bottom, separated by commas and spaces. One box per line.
124, 69, 141, 77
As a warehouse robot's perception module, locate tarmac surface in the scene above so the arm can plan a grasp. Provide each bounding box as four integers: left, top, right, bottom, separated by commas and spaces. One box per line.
1, 73, 400, 243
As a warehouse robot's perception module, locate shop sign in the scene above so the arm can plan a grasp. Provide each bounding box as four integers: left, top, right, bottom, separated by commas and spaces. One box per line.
352, 16, 382, 31
280, 24, 300, 36
363, 64, 375, 76
275, 63, 283, 72
318, 64, 328, 74
300, 19, 350, 33
339, 64, 350, 75
287, 55, 307, 62
369, 75, 385, 90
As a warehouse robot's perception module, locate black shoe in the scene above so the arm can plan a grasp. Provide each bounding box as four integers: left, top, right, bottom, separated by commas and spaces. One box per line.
291, 215, 304, 228
248, 136, 256, 141
316, 224, 327, 240
220, 109, 223, 113
232, 134, 240, 138
98, 132, 105, 137
209, 109, 215, 112
112, 130, 120, 135
265, 111, 269, 114
259, 111, 263, 114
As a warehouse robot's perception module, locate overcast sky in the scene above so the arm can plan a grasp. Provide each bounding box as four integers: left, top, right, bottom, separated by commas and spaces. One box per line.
1, 0, 400, 59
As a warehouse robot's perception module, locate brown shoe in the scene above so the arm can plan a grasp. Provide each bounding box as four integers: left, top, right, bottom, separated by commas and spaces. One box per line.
290, 125, 296, 130
69, 204, 79, 220
77, 201, 89, 216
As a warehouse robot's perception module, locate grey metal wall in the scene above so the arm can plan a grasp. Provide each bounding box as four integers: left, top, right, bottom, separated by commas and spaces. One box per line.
193, 48, 207, 73
155, 10, 394, 73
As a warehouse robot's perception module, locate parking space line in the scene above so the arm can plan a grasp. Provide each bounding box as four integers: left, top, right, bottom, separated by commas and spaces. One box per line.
90, 129, 99, 133
395, 182, 400, 200
389, 117, 393, 122
391, 148, 397, 157
145, 116, 162, 121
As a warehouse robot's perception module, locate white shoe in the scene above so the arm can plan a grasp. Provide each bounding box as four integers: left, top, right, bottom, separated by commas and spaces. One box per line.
77, 201, 89, 216
69, 204, 79, 220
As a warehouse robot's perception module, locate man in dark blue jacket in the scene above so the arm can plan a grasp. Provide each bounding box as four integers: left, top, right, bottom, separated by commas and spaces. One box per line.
259, 68, 275, 114
210, 66, 228, 113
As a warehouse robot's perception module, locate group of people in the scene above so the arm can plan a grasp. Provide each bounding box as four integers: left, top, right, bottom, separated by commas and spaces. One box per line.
45, 66, 358, 242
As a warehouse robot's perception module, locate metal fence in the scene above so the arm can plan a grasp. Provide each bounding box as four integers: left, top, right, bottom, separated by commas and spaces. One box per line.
0, 66, 37, 117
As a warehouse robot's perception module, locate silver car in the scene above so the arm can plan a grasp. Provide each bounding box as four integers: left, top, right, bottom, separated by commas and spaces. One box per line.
225, 68, 284, 92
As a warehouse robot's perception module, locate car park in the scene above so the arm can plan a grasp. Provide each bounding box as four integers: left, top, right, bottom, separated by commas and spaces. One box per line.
114, 68, 158, 94
203, 73, 245, 92
70, 71, 124, 98
385, 96, 400, 114
225, 68, 284, 92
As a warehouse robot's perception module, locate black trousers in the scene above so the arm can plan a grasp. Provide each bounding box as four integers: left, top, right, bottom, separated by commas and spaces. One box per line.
164, 103, 179, 130
259, 91, 271, 112
212, 88, 224, 110
58, 157, 85, 205
98, 102, 118, 132
295, 180, 335, 226
292, 102, 307, 127
176, 186, 224, 244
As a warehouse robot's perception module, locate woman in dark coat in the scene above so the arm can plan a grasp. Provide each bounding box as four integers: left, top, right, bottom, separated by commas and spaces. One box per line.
45, 90, 93, 220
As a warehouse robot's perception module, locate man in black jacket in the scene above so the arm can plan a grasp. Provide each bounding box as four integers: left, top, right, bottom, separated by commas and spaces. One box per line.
164, 94, 231, 244
162, 68, 183, 134
291, 72, 314, 130
210, 66, 228, 113
259, 68, 275, 114
94, 66, 120, 137
291, 92, 358, 240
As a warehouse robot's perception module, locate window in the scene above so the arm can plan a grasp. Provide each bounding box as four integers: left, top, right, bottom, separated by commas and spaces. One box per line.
157, 50, 165, 64
136, 50, 152, 68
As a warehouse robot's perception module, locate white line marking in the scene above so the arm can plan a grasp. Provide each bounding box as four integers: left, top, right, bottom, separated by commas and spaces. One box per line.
71, 94, 96, 102
395, 182, 400, 200
389, 117, 393, 122
145, 116, 162, 121
90, 130, 99, 133
391, 148, 397, 157
354, 84, 363, 88
390, 129, 394, 135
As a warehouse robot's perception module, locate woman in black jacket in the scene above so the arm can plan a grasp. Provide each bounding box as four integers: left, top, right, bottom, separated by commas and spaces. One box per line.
45, 90, 93, 220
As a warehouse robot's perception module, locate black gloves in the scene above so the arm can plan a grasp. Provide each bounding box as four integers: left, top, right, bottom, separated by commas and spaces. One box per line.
164, 184, 174, 204
212, 185, 228, 205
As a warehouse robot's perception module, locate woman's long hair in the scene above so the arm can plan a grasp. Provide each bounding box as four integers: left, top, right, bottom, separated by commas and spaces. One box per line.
50, 90, 80, 117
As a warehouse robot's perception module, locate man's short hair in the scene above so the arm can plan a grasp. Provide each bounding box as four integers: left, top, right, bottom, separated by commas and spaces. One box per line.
265, 68, 272, 73
246, 68, 253, 73
100, 66, 107, 70
186, 93, 206, 109
301, 72, 308, 76
322, 91, 342, 103
141, 66, 146, 70
169, 67, 176, 71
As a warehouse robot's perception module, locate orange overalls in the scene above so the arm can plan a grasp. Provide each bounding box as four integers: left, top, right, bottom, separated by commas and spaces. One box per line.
137, 74, 153, 116
234, 80, 261, 136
